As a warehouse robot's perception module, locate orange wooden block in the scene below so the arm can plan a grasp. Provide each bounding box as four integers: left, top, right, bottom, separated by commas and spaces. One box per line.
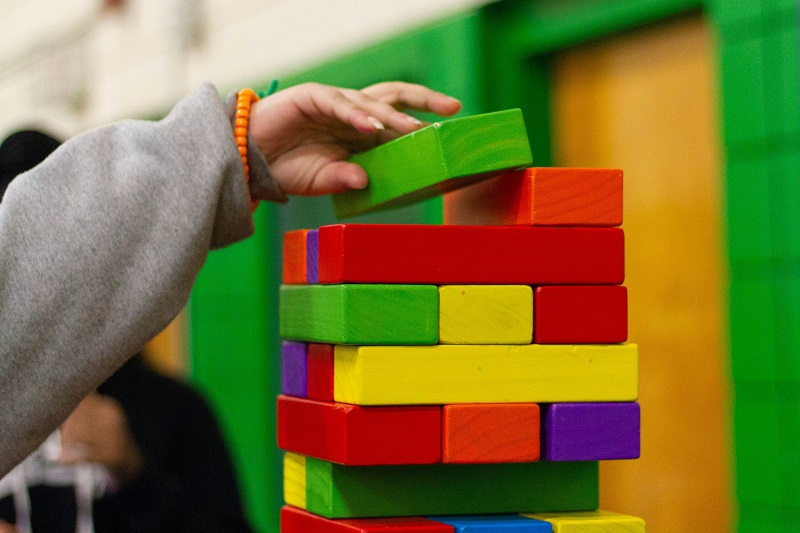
444, 167, 622, 227
283, 229, 310, 284
442, 403, 540, 464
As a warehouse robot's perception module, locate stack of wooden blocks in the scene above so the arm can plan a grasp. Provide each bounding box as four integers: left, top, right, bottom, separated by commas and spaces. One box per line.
277, 110, 645, 532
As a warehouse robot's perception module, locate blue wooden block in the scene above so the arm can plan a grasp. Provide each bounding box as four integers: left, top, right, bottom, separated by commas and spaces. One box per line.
434, 515, 552, 532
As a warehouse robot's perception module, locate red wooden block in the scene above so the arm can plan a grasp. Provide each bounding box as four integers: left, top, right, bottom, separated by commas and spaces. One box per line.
283, 229, 309, 284
442, 404, 540, 463
444, 167, 623, 227
281, 506, 454, 532
277, 395, 441, 465
307, 343, 334, 401
534, 285, 628, 344
318, 224, 624, 285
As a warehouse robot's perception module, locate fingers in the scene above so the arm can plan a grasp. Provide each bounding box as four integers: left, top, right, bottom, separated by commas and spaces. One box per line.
304, 84, 386, 135
0, 522, 20, 533
340, 89, 426, 136
299, 82, 459, 138
361, 82, 462, 117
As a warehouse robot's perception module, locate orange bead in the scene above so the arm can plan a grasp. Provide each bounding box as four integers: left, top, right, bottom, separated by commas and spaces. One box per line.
233, 88, 261, 212
239, 88, 257, 100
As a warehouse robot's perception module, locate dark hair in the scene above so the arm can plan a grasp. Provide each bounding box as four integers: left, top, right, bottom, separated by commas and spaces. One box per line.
0, 129, 62, 199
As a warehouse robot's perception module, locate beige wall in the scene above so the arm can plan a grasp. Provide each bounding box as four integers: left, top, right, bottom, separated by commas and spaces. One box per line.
0, 0, 486, 137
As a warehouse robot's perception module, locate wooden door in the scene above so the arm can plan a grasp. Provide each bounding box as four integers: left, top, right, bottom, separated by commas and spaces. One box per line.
551, 15, 732, 532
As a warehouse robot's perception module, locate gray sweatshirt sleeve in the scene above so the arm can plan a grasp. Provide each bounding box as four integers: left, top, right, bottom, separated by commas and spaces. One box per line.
0, 83, 276, 476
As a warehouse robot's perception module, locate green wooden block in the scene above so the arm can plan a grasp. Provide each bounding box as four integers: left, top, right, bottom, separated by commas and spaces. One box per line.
729, 278, 778, 384
726, 157, 773, 262
279, 284, 438, 345
733, 388, 783, 506
332, 109, 532, 218
719, 36, 768, 148
302, 456, 598, 518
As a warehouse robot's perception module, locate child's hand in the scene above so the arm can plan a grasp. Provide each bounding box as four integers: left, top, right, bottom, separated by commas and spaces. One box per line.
249, 82, 461, 196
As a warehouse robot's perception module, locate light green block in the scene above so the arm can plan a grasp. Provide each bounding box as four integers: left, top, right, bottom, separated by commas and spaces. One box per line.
332, 109, 532, 218
279, 284, 438, 345
303, 456, 598, 519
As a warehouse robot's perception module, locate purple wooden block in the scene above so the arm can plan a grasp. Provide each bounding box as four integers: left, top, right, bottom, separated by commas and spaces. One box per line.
542, 402, 640, 461
306, 229, 319, 284
282, 341, 308, 397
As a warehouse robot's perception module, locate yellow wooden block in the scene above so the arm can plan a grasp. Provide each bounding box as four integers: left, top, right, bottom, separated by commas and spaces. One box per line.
334, 344, 638, 405
439, 285, 533, 344
283, 452, 307, 509
522, 510, 645, 532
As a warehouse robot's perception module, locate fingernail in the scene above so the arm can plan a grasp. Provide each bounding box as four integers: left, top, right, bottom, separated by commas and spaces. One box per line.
367, 116, 385, 130
405, 115, 422, 125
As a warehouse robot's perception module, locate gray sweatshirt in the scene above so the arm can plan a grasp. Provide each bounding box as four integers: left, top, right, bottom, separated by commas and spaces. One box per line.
0, 83, 283, 477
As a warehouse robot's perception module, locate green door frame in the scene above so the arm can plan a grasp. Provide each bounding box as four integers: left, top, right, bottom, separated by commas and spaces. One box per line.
189, 1, 800, 531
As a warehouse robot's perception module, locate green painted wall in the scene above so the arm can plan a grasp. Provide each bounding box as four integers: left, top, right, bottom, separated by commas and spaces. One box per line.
712, 1, 800, 530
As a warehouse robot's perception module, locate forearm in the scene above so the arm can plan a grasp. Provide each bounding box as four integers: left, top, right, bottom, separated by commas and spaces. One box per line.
0, 84, 259, 476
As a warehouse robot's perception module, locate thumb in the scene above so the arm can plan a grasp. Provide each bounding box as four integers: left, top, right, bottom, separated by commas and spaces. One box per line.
310, 162, 368, 196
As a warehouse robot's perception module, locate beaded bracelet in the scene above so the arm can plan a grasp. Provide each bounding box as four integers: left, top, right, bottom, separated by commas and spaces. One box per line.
235, 88, 260, 211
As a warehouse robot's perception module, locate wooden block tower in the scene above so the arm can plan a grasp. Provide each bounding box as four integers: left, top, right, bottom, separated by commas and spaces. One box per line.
277, 111, 646, 532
